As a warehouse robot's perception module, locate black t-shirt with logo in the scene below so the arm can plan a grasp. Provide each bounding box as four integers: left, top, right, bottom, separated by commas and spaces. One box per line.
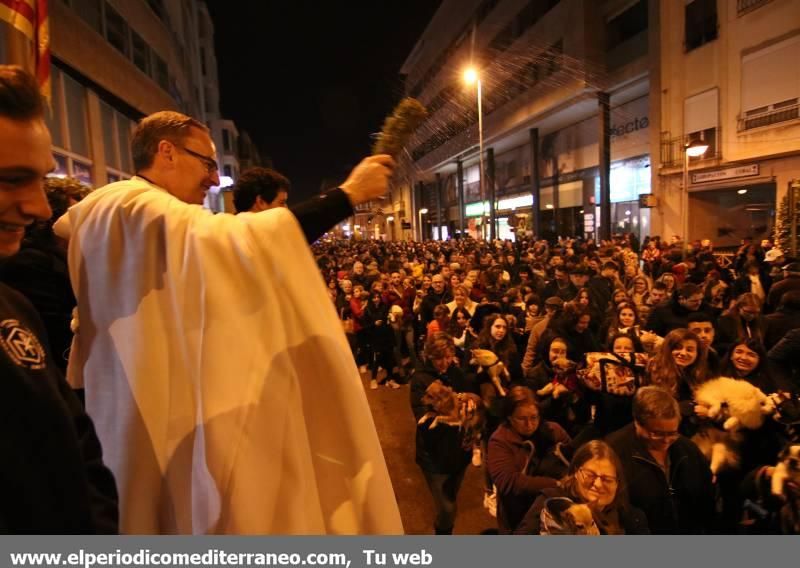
0, 283, 118, 533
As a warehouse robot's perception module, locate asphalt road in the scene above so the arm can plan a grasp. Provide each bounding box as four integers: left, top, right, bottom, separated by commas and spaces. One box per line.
361, 370, 496, 535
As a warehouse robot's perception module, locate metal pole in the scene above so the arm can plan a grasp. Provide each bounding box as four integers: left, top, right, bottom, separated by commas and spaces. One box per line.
457, 160, 465, 236
790, 180, 799, 258
487, 147, 496, 241
598, 92, 611, 241
682, 148, 690, 260
529, 128, 541, 238
477, 79, 486, 241
436, 173, 443, 241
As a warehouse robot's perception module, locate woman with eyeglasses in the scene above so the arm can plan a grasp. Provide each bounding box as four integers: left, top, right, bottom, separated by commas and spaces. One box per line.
487, 386, 572, 534
514, 440, 649, 535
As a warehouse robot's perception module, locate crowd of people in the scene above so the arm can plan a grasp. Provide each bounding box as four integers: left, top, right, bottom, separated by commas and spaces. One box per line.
314, 232, 800, 534
3, 61, 800, 535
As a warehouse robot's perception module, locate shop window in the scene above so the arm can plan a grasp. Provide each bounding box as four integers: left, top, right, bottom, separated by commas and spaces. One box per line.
116, 114, 132, 173
62, 73, 90, 157
100, 102, 118, 169
72, 160, 94, 187
131, 31, 151, 75
105, 3, 129, 56
44, 67, 65, 148
685, 0, 717, 52
51, 153, 69, 178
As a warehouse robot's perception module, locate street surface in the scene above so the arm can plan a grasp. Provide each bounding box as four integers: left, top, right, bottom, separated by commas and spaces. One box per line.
361, 371, 495, 535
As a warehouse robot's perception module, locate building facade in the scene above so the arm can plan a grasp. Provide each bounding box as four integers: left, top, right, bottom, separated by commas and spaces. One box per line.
399, 0, 800, 246
0, 0, 241, 211
655, 0, 800, 248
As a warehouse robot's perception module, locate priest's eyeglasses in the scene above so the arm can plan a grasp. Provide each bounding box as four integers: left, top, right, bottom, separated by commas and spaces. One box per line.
178, 145, 219, 174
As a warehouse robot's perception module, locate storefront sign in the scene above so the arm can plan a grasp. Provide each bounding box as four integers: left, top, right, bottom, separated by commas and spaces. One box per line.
610, 116, 649, 138
583, 213, 595, 233
691, 164, 759, 184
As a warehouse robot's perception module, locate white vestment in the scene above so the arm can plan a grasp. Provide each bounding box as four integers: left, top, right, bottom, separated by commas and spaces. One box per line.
55, 177, 403, 535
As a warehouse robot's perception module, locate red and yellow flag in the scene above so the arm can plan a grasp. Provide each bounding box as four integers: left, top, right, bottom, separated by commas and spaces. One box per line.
0, 0, 50, 101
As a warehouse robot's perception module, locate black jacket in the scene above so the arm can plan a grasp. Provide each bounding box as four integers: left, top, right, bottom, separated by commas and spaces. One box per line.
0, 284, 118, 533
0, 243, 74, 373
764, 307, 800, 350
644, 294, 712, 337
410, 363, 479, 474
606, 423, 714, 534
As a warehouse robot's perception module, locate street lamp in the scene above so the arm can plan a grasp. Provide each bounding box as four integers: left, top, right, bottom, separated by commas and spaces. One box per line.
418, 208, 429, 241
682, 138, 709, 257
464, 66, 488, 240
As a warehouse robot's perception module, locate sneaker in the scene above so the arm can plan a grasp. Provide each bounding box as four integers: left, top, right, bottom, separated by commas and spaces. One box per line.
385, 379, 401, 390
369, 379, 378, 390
472, 447, 482, 467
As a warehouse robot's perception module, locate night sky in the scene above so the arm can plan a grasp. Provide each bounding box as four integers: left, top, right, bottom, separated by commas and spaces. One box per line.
206, 0, 443, 202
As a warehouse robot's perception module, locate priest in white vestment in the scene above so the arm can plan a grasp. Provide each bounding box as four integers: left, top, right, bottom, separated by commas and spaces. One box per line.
55, 111, 403, 535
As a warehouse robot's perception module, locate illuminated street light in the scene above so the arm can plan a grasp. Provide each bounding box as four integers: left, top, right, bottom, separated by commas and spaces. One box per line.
463, 66, 490, 240
682, 138, 709, 258
418, 208, 429, 241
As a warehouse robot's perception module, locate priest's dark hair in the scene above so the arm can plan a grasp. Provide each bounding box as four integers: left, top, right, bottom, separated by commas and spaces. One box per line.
232, 167, 292, 213
132, 110, 208, 172
0, 65, 44, 121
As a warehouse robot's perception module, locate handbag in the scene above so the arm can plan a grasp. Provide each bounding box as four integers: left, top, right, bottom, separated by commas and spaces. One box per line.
579, 352, 648, 396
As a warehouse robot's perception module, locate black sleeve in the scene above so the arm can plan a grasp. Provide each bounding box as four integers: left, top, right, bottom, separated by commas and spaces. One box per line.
57, 378, 120, 534
289, 187, 354, 244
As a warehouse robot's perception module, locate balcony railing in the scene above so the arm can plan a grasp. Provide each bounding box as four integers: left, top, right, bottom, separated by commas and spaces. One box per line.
738, 100, 800, 131
737, 0, 774, 16
660, 128, 721, 169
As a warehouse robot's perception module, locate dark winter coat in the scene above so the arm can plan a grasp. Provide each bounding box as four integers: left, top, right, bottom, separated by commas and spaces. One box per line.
410, 363, 479, 474
764, 307, 800, 350
644, 294, 712, 337
606, 423, 714, 534
487, 422, 571, 533
714, 314, 767, 357
0, 284, 118, 533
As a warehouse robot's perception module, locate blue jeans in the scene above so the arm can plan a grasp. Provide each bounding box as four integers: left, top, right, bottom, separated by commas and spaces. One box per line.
421, 468, 467, 534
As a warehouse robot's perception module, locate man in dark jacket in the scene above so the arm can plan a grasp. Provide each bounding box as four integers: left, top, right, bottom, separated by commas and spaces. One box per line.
767, 263, 800, 313
420, 273, 453, 324
0, 65, 118, 533
644, 283, 710, 337
411, 332, 479, 534
764, 290, 800, 349
607, 387, 714, 534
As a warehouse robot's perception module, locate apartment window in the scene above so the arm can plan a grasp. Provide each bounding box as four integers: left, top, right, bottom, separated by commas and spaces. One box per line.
222, 129, 231, 153
104, 3, 129, 56
740, 35, 800, 130
152, 53, 169, 90
131, 31, 151, 74
606, 0, 648, 51
47, 67, 94, 185
73, 0, 102, 33
685, 89, 719, 159
685, 0, 718, 52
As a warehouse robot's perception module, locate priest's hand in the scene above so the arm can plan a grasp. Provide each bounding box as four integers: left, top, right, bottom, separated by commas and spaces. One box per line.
339, 155, 396, 206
